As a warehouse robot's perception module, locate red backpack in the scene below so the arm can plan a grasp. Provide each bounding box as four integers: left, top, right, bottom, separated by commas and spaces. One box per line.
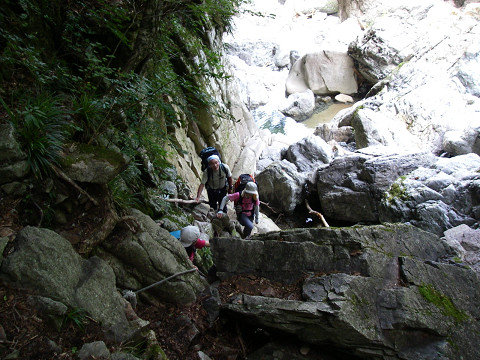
233, 174, 256, 205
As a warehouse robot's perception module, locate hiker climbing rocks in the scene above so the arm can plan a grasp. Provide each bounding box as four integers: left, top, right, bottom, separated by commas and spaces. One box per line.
179, 225, 210, 264
216, 181, 259, 239
195, 154, 233, 212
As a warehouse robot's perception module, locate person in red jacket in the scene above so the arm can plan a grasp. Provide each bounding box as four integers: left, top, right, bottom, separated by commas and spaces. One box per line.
180, 225, 210, 262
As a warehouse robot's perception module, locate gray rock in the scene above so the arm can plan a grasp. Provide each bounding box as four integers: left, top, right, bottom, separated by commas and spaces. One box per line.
316, 149, 437, 223
97, 208, 207, 305
456, 42, 480, 97
256, 160, 306, 215
0, 226, 143, 343
294, 0, 339, 16
76, 341, 110, 360
0, 123, 25, 162
443, 224, 480, 274
0, 160, 30, 185
285, 135, 333, 172
286, 51, 358, 96
344, 1, 480, 156
0, 237, 9, 264
352, 108, 421, 150
27, 296, 68, 316
379, 153, 480, 235
158, 180, 178, 199
442, 118, 480, 156
280, 90, 315, 122
215, 224, 480, 360
60, 143, 129, 184
1, 181, 27, 196
316, 153, 375, 223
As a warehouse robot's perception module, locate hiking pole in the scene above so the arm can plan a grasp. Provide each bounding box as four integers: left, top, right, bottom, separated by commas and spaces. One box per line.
123, 268, 197, 308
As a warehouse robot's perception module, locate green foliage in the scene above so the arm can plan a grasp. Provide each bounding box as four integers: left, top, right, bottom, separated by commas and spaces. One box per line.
109, 162, 145, 214
117, 339, 148, 358
72, 93, 105, 143
383, 176, 409, 204
418, 284, 468, 322
63, 307, 88, 330
1, 0, 251, 213
260, 117, 286, 135
3, 93, 75, 179
197, 247, 214, 270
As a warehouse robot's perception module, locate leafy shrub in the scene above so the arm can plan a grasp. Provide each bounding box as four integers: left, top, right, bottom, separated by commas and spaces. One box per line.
2, 94, 75, 179
62, 307, 88, 331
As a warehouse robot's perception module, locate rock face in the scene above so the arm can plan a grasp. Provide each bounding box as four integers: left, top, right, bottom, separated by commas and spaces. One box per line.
212, 224, 480, 360
342, 1, 480, 156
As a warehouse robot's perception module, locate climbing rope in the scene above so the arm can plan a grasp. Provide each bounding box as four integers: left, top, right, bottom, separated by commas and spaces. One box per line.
123, 268, 197, 308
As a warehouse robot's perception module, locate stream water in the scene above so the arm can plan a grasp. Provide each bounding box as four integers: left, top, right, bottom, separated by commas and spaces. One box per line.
303, 103, 353, 128
257, 102, 352, 139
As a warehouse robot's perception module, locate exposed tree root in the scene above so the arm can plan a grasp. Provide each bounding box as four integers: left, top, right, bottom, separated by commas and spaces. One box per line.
305, 199, 329, 227
52, 165, 99, 206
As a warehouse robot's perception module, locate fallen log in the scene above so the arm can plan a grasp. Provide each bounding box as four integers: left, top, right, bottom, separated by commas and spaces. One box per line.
162, 198, 208, 205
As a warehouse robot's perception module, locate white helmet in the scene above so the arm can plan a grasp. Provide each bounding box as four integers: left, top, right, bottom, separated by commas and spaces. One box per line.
243, 182, 258, 196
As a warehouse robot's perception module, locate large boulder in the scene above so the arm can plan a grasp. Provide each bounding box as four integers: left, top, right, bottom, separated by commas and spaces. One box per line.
255, 160, 307, 215
285, 134, 333, 172
212, 224, 480, 360
96, 208, 208, 306
279, 89, 315, 121
316, 149, 436, 223
286, 51, 358, 96
379, 153, 480, 235
0, 226, 145, 343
